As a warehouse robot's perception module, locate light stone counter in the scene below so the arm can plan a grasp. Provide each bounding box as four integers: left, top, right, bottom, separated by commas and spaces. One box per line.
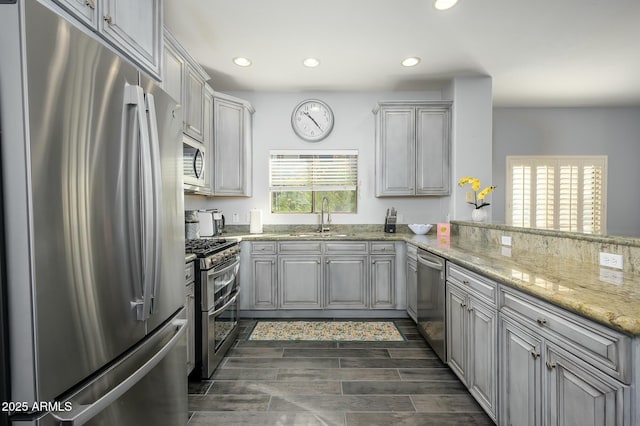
225, 230, 640, 335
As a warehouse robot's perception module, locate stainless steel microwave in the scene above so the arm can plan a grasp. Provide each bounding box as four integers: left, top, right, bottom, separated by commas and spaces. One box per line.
183, 136, 207, 191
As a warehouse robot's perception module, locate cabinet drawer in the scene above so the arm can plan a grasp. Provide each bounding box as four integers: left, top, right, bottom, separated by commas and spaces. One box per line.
324, 242, 368, 254
185, 262, 195, 284
278, 241, 322, 254
447, 263, 497, 307
500, 286, 632, 384
370, 242, 396, 254
251, 242, 277, 255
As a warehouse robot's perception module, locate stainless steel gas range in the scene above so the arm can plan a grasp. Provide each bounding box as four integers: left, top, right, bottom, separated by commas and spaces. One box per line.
185, 239, 241, 378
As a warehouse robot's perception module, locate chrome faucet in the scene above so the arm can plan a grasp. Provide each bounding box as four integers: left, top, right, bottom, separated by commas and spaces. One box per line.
320, 196, 331, 232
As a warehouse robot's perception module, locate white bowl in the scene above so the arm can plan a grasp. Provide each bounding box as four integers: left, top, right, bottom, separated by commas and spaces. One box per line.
408, 224, 433, 235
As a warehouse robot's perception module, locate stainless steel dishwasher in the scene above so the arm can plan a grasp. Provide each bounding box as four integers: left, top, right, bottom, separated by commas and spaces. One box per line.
416, 249, 446, 362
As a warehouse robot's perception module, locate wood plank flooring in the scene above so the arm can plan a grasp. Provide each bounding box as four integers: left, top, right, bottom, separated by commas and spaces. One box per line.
187, 319, 494, 425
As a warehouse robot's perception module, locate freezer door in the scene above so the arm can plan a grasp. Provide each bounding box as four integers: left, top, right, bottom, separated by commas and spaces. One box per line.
14, 310, 187, 426
23, 1, 147, 401
140, 77, 185, 334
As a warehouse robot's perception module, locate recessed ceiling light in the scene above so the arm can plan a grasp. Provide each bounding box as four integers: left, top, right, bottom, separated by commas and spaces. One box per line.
233, 57, 252, 67
303, 57, 320, 68
401, 57, 421, 67
434, 0, 458, 10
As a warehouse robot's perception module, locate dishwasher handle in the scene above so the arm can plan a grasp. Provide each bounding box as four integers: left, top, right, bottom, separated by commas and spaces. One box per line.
417, 254, 444, 271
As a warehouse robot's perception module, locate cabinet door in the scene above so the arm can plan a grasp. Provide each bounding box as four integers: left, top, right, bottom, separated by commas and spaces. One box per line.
186, 283, 195, 374
467, 297, 498, 421
406, 257, 418, 322
375, 107, 415, 196
279, 256, 322, 309
370, 255, 396, 309
213, 98, 247, 195
54, 0, 98, 28
184, 63, 205, 141
251, 256, 277, 309
499, 315, 543, 426
415, 106, 450, 195
200, 85, 213, 194
546, 347, 629, 426
446, 282, 467, 384
325, 256, 368, 309
162, 41, 184, 107
101, 0, 161, 78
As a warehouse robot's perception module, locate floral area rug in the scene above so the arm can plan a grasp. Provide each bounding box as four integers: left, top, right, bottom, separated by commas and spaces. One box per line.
248, 320, 404, 341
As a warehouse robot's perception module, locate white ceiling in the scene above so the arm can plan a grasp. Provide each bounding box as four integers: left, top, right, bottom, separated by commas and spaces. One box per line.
164, 0, 640, 107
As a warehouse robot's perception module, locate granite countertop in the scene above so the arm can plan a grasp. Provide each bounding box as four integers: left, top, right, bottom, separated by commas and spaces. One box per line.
226, 230, 640, 335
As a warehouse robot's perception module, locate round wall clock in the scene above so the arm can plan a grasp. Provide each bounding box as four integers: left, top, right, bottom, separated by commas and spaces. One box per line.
291, 99, 334, 142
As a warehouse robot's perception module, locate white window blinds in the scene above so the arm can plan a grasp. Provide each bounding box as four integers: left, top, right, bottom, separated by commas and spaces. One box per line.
507, 156, 607, 234
270, 150, 358, 191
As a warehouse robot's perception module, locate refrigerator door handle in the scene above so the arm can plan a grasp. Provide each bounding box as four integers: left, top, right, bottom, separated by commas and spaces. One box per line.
50, 319, 187, 425
144, 92, 163, 315
125, 84, 154, 321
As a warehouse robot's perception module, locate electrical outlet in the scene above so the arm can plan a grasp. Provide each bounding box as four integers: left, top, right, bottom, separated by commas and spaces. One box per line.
466, 191, 475, 203
501, 236, 512, 246
232, 213, 240, 223
599, 252, 623, 270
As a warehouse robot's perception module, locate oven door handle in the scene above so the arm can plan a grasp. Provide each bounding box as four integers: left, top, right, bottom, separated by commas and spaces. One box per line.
210, 290, 239, 317
207, 257, 239, 278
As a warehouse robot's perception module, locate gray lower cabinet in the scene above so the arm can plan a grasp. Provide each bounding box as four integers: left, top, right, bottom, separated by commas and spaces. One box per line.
251, 256, 277, 309
499, 285, 631, 426
245, 241, 397, 311
185, 261, 195, 375
325, 256, 368, 309
279, 255, 322, 309
446, 264, 498, 422
406, 245, 418, 322
370, 255, 395, 308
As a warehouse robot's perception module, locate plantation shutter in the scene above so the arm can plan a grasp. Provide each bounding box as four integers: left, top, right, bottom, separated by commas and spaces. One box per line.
507, 156, 607, 234
270, 150, 358, 191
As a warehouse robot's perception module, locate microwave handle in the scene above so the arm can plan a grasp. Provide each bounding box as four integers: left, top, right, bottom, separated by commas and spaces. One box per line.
193, 148, 204, 179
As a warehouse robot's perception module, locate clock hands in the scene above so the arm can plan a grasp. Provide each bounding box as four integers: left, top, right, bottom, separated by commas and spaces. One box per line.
303, 110, 323, 131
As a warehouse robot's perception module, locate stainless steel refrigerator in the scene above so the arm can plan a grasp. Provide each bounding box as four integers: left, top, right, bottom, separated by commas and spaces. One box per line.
0, 1, 187, 424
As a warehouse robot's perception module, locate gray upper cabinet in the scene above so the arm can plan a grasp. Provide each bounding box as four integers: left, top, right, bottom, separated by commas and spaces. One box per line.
101, 0, 161, 78
162, 29, 210, 143
373, 101, 451, 197
52, 0, 161, 79
213, 92, 254, 196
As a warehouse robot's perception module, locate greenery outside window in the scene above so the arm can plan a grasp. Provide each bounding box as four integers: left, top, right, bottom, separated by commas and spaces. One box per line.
270, 150, 358, 213
506, 156, 607, 234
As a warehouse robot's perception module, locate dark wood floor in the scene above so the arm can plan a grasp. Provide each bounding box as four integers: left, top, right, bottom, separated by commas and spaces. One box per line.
187, 319, 494, 426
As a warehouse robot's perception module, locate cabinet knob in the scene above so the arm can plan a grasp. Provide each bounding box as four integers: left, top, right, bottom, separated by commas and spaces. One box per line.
536, 318, 547, 326
530, 350, 540, 359
460, 302, 467, 308
104, 15, 113, 24
546, 361, 557, 370
85, 0, 95, 9
462, 280, 470, 284
372, 260, 377, 264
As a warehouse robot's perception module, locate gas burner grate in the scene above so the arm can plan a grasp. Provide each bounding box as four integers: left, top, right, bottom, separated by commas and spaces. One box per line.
185, 238, 236, 258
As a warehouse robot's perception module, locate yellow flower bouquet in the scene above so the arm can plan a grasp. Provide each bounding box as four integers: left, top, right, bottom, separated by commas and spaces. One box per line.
458, 177, 496, 209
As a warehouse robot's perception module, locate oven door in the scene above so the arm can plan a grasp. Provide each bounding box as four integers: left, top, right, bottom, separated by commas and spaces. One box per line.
201, 290, 239, 378
201, 256, 240, 311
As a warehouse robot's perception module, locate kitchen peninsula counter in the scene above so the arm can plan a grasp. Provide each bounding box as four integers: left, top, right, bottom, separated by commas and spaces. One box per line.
228, 230, 640, 335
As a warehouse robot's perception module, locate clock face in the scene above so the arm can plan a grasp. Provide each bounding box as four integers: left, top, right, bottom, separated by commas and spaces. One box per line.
291, 99, 334, 142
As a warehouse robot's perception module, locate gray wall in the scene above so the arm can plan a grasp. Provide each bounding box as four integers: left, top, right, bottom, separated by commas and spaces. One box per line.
492, 107, 640, 237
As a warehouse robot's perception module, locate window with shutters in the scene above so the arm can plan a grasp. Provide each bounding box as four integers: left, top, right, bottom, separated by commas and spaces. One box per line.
506, 156, 607, 234
270, 150, 358, 213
